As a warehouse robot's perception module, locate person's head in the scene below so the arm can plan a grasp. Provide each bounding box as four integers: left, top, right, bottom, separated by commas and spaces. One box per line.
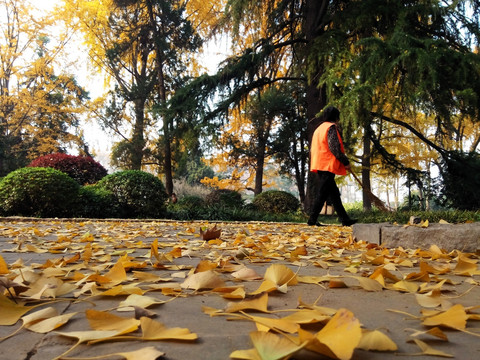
322, 106, 340, 123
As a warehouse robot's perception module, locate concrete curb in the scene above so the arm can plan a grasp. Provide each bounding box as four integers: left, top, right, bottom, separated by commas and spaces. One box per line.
352, 222, 480, 253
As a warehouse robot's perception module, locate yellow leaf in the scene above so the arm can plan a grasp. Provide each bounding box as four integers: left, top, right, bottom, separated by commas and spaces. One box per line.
0, 293, 36, 325
246, 314, 299, 334
0, 255, 9, 274
22, 276, 76, 299
357, 329, 397, 351
422, 304, 468, 330
82, 243, 92, 262
264, 264, 298, 286
249, 279, 279, 295
420, 261, 450, 275
97, 284, 145, 297
86, 309, 140, 334
104, 260, 127, 284
139, 317, 197, 341
232, 267, 263, 281
391, 280, 419, 293
415, 290, 451, 308
218, 287, 246, 300
280, 309, 330, 325
244, 331, 305, 360
26, 311, 77, 333
230, 348, 261, 360
117, 293, 172, 311
1, 306, 74, 341
61, 346, 166, 360
408, 327, 449, 341
181, 270, 225, 290
311, 308, 362, 360
454, 254, 479, 276
55, 329, 124, 358
225, 293, 269, 313
347, 276, 384, 291
150, 239, 160, 262
410, 339, 454, 357
194, 260, 218, 273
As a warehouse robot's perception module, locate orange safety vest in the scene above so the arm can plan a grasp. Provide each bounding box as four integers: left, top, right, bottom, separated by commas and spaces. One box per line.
310, 121, 347, 175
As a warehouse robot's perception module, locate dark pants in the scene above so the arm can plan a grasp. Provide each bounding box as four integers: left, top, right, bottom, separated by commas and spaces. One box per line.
308, 170, 349, 224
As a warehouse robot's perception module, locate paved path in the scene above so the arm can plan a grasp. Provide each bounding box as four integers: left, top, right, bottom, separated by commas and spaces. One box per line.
1, 218, 479, 360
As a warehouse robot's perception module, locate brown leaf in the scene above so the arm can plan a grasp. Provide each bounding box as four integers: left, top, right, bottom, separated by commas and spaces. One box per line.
0, 276, 30, 296
200, 225, 221, 240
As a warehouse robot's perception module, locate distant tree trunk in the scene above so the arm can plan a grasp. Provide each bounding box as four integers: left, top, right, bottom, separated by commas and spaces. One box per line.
131, 98, 146, 170
145, 0, 173, 196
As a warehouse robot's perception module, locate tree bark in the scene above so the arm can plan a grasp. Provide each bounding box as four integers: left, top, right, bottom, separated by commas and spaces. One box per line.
361, 126, 372, 211
131, 98, 146, 170
146, 0, 173, 195
303, 0, 329, 214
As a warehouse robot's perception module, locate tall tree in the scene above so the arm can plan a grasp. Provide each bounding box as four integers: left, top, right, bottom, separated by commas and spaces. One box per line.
66, 0, 202, 195
0, 0, 89, 176
319, 0, 480, 208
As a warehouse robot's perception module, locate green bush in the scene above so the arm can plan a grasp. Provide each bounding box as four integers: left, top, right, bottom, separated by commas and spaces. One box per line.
95, 170, 167, 218
167, 195, 206, 220
252, 190, 300, 214
0, 167, 80, 217
205, 189, 244, 208
74, 186, 118, 218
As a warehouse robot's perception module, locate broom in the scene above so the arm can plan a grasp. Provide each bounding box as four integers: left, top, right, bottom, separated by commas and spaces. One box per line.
350, 171, 391, 212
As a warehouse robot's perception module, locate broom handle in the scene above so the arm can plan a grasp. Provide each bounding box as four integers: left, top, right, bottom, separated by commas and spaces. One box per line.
350, 171, 364, 188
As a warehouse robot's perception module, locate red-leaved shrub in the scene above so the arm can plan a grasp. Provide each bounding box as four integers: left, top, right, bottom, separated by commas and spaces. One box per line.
28, 153, 108, 185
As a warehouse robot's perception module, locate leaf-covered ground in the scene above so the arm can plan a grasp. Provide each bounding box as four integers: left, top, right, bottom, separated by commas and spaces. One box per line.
0, 219, 479, 360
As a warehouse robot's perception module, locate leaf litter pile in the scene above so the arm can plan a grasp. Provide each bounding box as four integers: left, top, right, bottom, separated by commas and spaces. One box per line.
0, 219, 479, 360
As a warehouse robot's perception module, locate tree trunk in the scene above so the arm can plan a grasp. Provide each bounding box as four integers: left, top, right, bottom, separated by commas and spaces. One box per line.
254, 153, 264, 196
362, 127, 372, 211
303, 0, 329, 214
131, 98, 146, 170
145, 0, 173, 196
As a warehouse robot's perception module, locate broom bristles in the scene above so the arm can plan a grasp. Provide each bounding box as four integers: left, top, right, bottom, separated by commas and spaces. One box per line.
350, 172, 391, 212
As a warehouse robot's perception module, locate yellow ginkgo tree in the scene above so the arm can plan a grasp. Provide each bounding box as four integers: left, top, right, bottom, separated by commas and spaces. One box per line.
0, 0, 91, 175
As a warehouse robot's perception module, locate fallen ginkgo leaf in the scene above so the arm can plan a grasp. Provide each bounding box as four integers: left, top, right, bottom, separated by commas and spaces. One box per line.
422, 304, 468, 330
225, 293, 269, 313
61, 346, 165, 360
230, 331, 305, 360
181, 270, 225, 290
357, 329, 397, 351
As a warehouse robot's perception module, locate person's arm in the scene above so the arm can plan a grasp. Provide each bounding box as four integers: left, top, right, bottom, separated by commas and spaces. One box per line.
327, 125, 350, 166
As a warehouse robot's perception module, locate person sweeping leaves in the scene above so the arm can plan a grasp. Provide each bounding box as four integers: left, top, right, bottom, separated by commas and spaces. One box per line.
307, 106, 358, 227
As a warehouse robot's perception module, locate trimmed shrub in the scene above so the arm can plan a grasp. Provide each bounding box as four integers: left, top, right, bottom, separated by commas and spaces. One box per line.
252, 190, 300, 214
205, 189, 244, 208
168, 195, 206, 220
95, 170, 167, 218
28, 153, 108, 185
0, 167, 80, 217
74, 186, 118, 218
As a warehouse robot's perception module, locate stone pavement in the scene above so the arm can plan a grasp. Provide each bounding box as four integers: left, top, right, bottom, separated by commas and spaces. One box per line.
0, 218, 479, 360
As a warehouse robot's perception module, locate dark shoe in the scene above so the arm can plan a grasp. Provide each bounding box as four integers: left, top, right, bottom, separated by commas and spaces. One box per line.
341, 219, 358, 226
307, 221, 326, 227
